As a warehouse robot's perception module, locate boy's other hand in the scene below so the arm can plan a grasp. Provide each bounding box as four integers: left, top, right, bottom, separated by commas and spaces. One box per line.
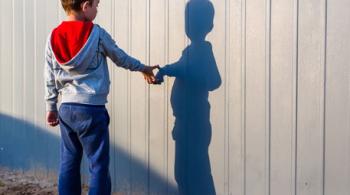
142, 65, 160, 84
46, 111, 59, 127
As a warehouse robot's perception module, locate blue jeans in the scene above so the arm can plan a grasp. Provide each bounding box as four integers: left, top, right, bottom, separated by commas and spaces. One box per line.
58, 103, 111, 195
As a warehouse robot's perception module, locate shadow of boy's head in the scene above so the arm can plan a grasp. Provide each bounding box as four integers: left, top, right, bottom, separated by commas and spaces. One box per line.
185, 0, 215, 42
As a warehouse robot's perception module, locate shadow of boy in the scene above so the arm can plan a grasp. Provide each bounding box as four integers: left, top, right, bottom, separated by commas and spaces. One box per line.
155, 0, 221, 194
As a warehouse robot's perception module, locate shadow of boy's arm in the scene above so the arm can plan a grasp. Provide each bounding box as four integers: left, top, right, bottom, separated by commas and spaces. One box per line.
154, 52, 187, 84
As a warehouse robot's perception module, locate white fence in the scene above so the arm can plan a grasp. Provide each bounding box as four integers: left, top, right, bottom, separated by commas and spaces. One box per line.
0, 0, 349, 194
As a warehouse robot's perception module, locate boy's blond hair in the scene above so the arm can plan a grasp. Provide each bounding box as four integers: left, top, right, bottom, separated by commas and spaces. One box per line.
61, 0, 94, 13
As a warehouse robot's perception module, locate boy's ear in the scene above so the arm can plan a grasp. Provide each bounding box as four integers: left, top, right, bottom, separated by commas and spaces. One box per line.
81, 1, 91, 12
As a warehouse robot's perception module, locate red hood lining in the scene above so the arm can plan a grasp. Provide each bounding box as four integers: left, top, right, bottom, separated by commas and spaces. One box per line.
51, 21, 94, 64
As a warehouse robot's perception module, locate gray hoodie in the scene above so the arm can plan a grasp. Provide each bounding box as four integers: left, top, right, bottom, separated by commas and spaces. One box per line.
44, 24, 147, 111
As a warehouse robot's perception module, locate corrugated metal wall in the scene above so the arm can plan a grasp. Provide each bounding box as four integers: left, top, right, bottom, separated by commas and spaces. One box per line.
0, 0, 349, 194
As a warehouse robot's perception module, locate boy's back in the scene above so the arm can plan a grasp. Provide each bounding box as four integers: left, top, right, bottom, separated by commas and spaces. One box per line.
45, 21, 150, 112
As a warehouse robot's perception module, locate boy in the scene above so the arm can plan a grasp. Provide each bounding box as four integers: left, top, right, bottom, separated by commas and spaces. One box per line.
44, 0, 158, 194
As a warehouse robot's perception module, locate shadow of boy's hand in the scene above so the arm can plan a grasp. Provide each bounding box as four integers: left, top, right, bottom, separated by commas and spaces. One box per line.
142, 65, 160, 84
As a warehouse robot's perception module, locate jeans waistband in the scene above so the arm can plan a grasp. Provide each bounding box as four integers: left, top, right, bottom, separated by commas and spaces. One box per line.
61, 102, 105, 109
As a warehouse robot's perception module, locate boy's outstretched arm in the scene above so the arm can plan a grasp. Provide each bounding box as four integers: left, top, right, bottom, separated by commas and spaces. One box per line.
44, 39, 59, 127
99, 27, 158, 83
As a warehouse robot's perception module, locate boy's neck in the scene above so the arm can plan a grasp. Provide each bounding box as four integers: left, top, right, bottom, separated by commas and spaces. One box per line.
66, 12, 90, 22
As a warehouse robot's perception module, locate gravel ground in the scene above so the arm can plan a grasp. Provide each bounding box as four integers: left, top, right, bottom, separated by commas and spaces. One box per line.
0, 167, 93, 195
0, 167, 132, 195
0, 167, 57, 195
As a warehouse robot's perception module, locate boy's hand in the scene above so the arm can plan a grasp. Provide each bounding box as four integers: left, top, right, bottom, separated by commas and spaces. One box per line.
46, 111, 59, 127
142, 65, 160, 84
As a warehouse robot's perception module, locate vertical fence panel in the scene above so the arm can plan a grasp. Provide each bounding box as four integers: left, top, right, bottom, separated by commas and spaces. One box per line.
270, 0, 295, 194
149, 0, 168, 193
33, 0, 45, 179
12, 1, 25, 177
0, 0, 14, 168
23, 0, 37, 178
12, 0, 25, 122
245, 0, 269, 194
112, 0, 132, 192
229, 0, 245, 193
324, 0, 350, 194
130, 0, 150, 193
297, 0, 326, 194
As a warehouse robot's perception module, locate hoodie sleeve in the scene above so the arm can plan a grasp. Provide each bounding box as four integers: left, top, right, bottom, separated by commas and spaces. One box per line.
44, 37, 59, 112
99, 27, 147, 72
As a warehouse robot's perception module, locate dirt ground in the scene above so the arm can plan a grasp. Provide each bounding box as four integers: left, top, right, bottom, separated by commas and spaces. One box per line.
0, 167, 131, 195
0, 167, 91, 195
0, 167, 57, 195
